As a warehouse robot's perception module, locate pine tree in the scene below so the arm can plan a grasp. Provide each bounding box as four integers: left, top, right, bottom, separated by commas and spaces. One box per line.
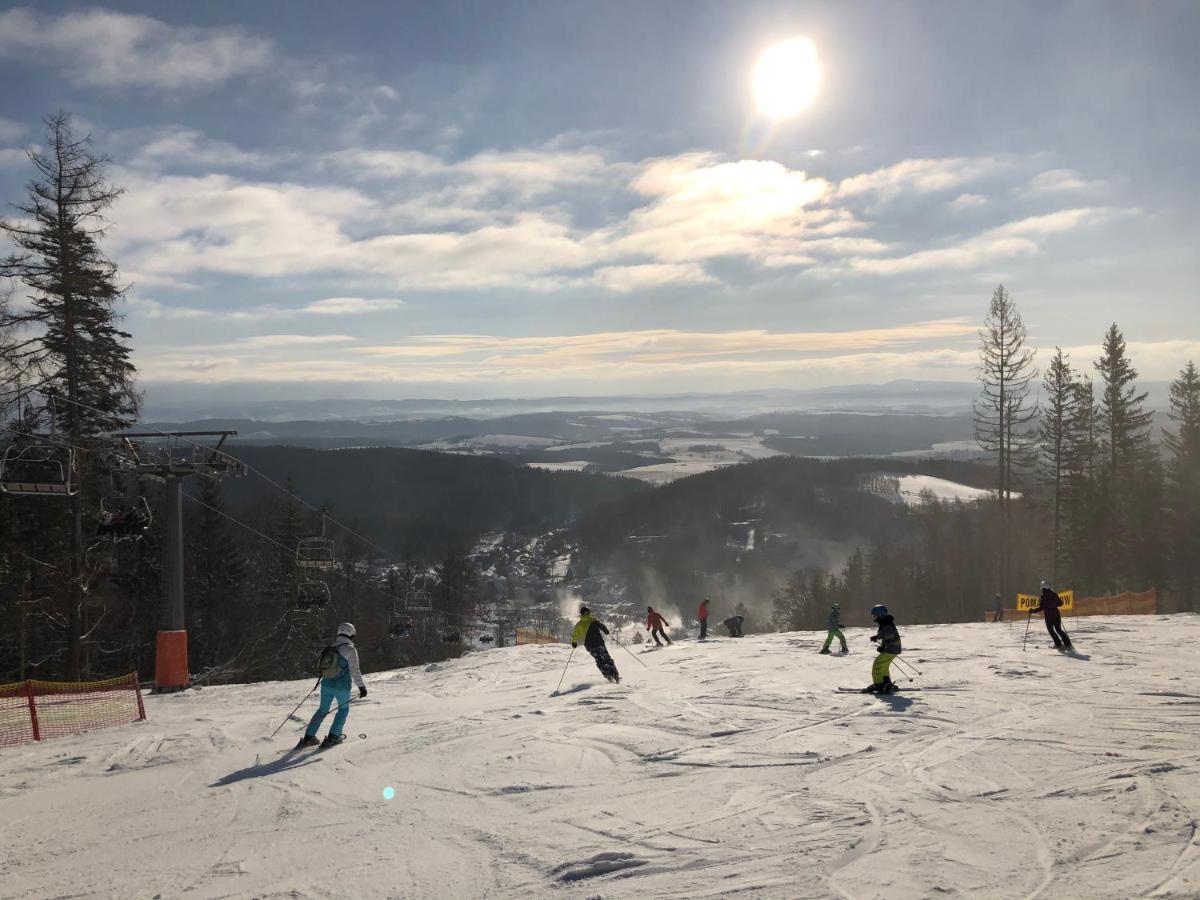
1062, 377, 1103, 591
0, 113, 137, 678
1164, 361, 1200, 609
1038, 349, 1077, 581
974, 285, 1038, 601
1094, 324, 1157, 588
187, 478, 250, 673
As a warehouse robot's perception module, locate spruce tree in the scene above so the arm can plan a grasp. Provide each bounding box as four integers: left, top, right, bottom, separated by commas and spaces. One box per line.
1164, 361, 1200, 609
1094, 324, 1157, 589
974, 285, 1038, 601
1062, 377, 1103, 591
0, 113, 137, 678
1038, 349, 1077, 582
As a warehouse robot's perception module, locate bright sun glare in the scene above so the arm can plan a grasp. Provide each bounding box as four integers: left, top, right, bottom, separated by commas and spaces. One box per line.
753, 37, 821, 119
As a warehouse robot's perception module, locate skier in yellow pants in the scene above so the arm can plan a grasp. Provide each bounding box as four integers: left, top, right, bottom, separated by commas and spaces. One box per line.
866, 604, 902, 693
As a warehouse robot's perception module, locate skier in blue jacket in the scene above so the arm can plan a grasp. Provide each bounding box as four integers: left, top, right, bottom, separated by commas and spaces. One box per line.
298, 622, 367, 749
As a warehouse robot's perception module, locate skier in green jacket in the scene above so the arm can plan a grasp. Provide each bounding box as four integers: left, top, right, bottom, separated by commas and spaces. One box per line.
571, 606, 620, 683
819, 602, 848, 654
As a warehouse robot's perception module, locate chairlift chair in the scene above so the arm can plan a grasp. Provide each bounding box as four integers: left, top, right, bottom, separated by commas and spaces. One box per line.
296, 537, 336, 570
0, 443, 77, 496
404, 581, 433, 612
296, 579, 331, 610
96, 496, 152, 539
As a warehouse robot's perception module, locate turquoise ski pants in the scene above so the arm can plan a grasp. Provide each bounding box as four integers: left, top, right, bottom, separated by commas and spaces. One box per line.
305, 679, 351, 738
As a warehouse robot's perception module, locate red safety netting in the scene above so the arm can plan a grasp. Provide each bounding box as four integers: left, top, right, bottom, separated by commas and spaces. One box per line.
985, 587, 1158, 622
0, 673, 146, 748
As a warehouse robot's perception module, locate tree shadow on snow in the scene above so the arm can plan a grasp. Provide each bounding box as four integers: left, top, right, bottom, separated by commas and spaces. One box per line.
210, 751, 323, 787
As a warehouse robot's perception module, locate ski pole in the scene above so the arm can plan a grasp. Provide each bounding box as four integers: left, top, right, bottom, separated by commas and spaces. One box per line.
610, 634, 650, 669
271, 677, 321, 738
553, 646, 575, 694
1022, 610, 1033, 651
893, 656, 922, 678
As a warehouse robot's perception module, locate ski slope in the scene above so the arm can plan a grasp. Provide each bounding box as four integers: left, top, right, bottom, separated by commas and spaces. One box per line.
4, 616, 1200, 899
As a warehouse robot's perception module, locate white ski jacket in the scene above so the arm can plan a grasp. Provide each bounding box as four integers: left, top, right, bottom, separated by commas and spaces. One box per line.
333, 635, 366, 690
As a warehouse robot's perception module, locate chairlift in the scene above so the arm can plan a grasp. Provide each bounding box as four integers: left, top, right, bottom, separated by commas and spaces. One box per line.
96, 496, 152, 540
0, 443, 77, 496
296, 579, 330, 610
405, 580, 433, 612
387, 617, 413, 638
296, 537, 336, 569
441, 630, 462, 644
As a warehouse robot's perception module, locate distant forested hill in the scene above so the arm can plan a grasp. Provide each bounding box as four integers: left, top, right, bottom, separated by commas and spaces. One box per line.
210, 445, 646, 557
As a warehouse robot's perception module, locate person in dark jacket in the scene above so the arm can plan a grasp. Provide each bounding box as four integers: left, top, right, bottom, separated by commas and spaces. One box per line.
572, 606, 620, 683
723, 615, 744, 637
993, 592, 1004, 623
820, 602, 848, 654
646, 606, 672, 646
1032, 581, 1072, 649
866, 605, 902, 693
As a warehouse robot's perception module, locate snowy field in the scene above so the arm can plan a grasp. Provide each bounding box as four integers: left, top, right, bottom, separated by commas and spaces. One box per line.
4, 615, 1200, 899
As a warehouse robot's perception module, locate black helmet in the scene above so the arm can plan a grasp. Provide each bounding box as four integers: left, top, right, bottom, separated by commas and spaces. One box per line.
580, 605, 590, 615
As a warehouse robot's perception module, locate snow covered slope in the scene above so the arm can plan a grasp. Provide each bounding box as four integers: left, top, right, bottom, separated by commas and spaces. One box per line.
5, 616, 1200, 899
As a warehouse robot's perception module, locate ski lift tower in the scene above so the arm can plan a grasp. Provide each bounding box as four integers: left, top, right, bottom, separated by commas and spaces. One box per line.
120, 431, 245, 692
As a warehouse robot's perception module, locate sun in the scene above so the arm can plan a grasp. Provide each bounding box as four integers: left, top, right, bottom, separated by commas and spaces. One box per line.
753, 37, 822, 120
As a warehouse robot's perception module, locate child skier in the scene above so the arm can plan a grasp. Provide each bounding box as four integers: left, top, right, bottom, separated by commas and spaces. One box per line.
866, 605, 902, 693
698, 598, 710, 639
1032, 581, 1072, 649
298, 622, 367, 749
572, 606, 620, 683
820, 602, 848, 654
646, 606, 672, 646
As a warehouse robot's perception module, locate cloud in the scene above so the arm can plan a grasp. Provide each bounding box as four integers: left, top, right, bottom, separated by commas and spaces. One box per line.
0, 7, 272, 89
136, 321, 980, 385
947, 193, 988, 212
612, 153, 831, 265
1024, 168, 1106, 195
126, 127, 268, 170
838, 157, 1007, 201
0, 147, 28, 167
0, 115, 26, 143
591, 264, 715, 292
848, 207, 1126, 275
301, 297, 404, 315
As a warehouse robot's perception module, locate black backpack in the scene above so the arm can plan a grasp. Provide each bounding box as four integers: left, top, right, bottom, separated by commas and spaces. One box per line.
318, 645, 343, 679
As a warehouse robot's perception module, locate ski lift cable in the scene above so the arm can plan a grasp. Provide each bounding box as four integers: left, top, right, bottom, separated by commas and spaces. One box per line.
26, 396, 482, 629
184, 493, 478, 626
48, 392, 396, 563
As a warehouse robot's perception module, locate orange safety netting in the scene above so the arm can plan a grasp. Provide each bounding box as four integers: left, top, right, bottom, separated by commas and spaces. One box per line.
0, 673, 146, 748
985, 588, 1158, 622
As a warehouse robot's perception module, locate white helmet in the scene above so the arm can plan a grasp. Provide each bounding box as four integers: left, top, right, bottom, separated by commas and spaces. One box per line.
1040, 581, 1050, 591
337, 622, 356, 638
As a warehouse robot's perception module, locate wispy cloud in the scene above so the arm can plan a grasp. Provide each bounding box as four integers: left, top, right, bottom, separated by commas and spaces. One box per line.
0, 7, 272, 89
1023, 168, 1106, 196
838, 157, 1007, 201
301, 297, 404, 315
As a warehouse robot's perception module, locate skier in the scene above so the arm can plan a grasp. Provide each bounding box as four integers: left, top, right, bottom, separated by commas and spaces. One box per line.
1032, 581, 1072, 649
297, 622, 368, 749
646, 606, 672, 646
723, 615, 744, 637
820, 602, 848, 654
572, 606, 620, 683
698, 597, 711, 640
993, 592, 1004, 622
866, 604, 902, 693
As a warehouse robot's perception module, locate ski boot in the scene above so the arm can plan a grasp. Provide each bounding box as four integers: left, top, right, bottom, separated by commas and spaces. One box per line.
320, 733, 346, 749
819, 648, 831, 655
296, 734, 319, 749
881, 677, 898, 694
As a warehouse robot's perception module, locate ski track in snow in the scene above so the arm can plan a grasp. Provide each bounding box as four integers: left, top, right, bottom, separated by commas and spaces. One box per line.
4, 616, 1200, 899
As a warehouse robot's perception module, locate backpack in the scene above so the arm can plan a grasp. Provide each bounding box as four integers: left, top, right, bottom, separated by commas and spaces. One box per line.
318, 645, 344, 679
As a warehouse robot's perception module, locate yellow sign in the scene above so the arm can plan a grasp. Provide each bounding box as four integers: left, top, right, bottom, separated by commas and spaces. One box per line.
1017, 589, 1073, 611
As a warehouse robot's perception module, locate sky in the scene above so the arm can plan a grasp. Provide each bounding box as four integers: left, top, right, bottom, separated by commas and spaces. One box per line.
0, 0, 1197, 401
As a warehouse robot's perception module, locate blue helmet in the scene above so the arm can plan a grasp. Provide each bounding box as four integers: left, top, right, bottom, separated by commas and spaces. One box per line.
870, 604, 888, 618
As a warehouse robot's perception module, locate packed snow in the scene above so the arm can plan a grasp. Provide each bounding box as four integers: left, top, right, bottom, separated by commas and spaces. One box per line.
4, 615, 1200, 899
895, 474, 996, 504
